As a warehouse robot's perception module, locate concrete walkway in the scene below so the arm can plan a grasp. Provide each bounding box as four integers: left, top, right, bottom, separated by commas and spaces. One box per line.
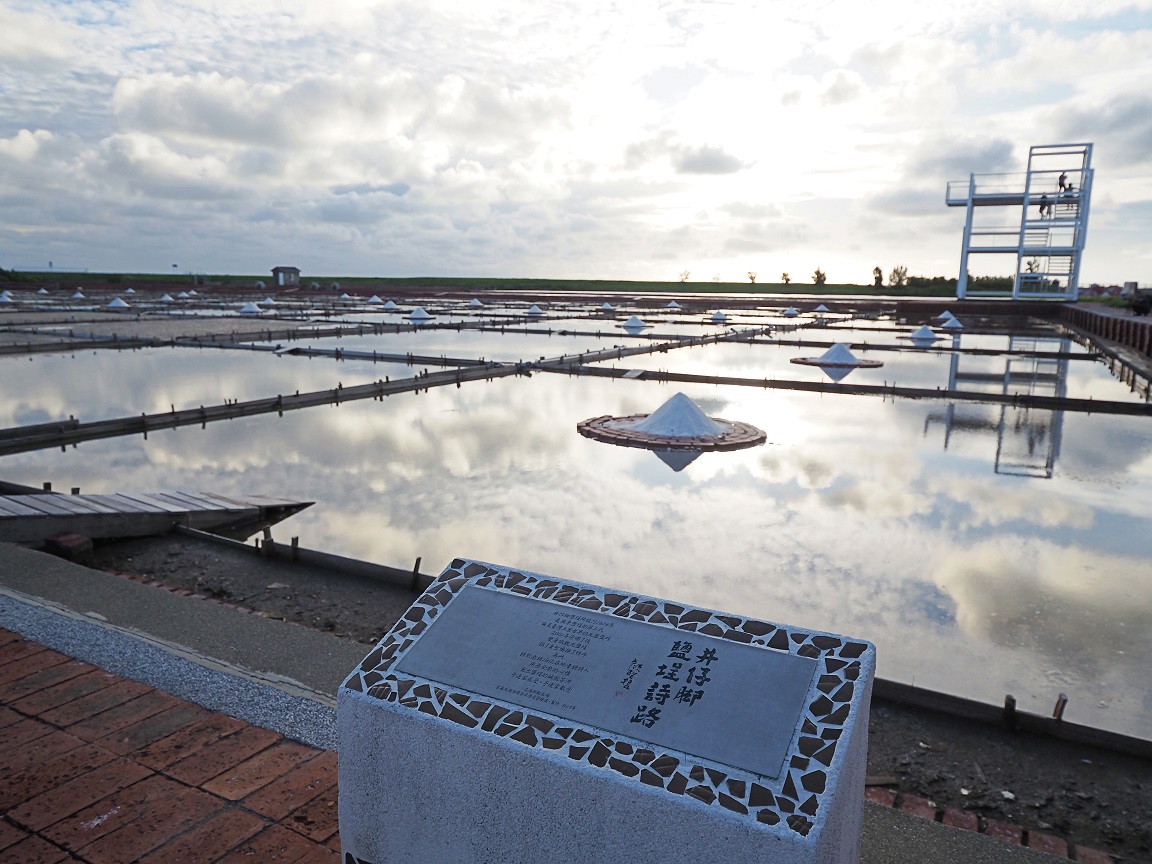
0, 542, 1089, 863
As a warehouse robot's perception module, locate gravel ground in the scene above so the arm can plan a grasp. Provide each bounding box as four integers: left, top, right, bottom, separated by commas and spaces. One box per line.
87, 533, 1152, 862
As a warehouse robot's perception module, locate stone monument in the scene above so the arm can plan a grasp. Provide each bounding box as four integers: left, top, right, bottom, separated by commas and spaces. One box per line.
338, 559, 876, 863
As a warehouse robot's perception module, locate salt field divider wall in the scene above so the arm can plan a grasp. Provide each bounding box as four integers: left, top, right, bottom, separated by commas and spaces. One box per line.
546, 364, 1152, 416
1062, 305, 1152, 360
0, 330, 744, 456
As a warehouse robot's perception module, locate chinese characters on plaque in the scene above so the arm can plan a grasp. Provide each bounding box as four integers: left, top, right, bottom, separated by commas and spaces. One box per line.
630, 640, 719, 728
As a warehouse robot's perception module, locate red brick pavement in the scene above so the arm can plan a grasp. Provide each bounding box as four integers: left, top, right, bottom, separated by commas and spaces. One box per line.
2, 625, 1131, 863
0, 628, 340, 863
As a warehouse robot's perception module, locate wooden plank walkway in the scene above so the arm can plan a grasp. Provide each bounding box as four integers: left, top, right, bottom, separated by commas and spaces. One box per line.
0, 492, 312, 544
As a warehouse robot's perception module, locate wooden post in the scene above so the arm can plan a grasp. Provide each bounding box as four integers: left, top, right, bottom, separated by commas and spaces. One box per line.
1003, 694, 1018, 732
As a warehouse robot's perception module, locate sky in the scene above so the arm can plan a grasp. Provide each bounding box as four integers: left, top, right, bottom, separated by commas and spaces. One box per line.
1, 0, 1151, 285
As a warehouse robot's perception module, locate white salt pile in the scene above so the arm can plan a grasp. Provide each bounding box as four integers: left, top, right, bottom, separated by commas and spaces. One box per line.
382, 299, 400, 310
710, 311, 727, 323
815, 304, 830, 312
408, 306, 432, 320
616, 392, 727, 437
107, 297, 130, 309
782, 306, 799, 317
653, 449, 703, 472
239, 301, 262, 315
622, 315, 649, 330
667, 300, 681, 309
160, 293, 174, 302
367, 295, 383, 304
910, 324, 938, 341
941, 317, 963, 330
469, 298, 483, 307
814, 343, 862, 365
528, 304, 544, 316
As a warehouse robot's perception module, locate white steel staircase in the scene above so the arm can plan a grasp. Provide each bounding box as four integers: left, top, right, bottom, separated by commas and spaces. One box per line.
946, 143, 1093, 301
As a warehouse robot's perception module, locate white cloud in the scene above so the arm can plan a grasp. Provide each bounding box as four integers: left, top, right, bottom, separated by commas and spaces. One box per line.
1, 0, 1151, 281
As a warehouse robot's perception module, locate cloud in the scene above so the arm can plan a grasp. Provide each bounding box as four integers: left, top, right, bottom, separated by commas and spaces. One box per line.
331, 182, 410, 197
906, 137, 1017, 179
625, 133, 748, 175
820, 70, 865, 106
674, 144, 747, 175
0, 6, 77, 71
1055, 91, 1152, 168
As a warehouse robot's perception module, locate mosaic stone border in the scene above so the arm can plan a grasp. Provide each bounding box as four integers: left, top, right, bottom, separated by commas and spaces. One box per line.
342, 559, 874, 840
576, 415, 767, 451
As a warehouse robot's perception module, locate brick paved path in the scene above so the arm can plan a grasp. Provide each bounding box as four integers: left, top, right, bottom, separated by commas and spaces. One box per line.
1, 623, 1127, 863
0, 627, 339, 863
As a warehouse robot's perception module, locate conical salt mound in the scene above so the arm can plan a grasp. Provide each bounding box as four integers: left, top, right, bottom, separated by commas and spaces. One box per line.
653, 449, 703, 472
622, 315, 648, 329
339, 293, 353, 300
367, 295, 383, 304
239, 302, 262, 314
469, 298, 483, 307
815, 303, 830, 312
188, 289, 197, 296
177, 291, 190, 298
263, 297, 276, 305
71, 291, 85, 299
622, 393, 727, 438
0, 295, 13, 303
910, 324, 938, 340
666, 300, 681, 309
935, 309, 956, 320
600, 302, 614, 311
941, 317, 963, 329
123, 288, 135, 295
160, 293, 174, 302
710, 311, 727, 323
821, 366, 856, 383
382, 299, 400, 310
782, 306, 799, 317
527, 304, 544, 316
37, 288, 49, 295
107, 297, 130, 309
815, 343, 860, 365
408, 306, 432, 319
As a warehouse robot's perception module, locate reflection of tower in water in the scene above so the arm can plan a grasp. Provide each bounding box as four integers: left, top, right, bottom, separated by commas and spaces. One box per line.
923, 334, 1068, 478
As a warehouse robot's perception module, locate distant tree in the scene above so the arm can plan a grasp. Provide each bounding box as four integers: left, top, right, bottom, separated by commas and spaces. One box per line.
889, 265, 908, 287
872, 266, 883, 287
679, 270, 691, 282
813, 268, 827, 286
781, 272, 791, 285
748, 271, 757, 283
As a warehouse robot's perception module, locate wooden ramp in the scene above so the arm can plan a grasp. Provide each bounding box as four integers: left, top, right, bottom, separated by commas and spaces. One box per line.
0, 491, 312, 544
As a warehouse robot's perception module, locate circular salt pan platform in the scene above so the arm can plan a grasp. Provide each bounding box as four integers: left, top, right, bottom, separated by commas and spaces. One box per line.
789, 357, 883, 369
577, 415, 766, 451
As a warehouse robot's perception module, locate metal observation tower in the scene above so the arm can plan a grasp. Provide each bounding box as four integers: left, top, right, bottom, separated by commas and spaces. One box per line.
946, 143, 1093, 301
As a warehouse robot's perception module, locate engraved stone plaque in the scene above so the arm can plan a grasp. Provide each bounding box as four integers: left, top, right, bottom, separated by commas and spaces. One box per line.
396, 585, 818, 779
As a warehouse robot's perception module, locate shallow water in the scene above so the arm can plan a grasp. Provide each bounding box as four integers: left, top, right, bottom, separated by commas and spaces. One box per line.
2, 300, 1150, 740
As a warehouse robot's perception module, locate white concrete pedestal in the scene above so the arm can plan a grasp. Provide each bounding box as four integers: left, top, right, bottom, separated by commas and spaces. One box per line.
339, 559, 875, 863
